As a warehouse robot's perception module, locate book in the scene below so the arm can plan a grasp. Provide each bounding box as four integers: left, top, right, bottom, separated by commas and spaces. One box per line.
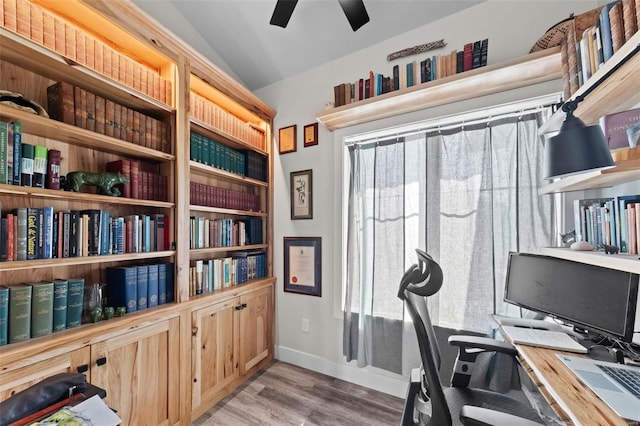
136, 264, 148, 311
0, 218, 7, 261
165, 262, 175, 303
0, 121, 8, 184
106, 266, 137, 313
11, 120, 21, 185
66, 278, 84, 329
20, 142, 34, 187
8, 283, 32, 343
622, 0, 638, 43
46, 149, 61, 190
480, 39, 488, 67
47, 81, 76, 125
616, 195, 640, 253
13, 207, 27, 261
52, 279, 68, 332
600, 2, 616, 62
599, 108, 640, 150
105, 159, 131, 198
42, 206, 54, 259
31, 281, 54, 338
26, 207, 39, 260
610, 2, 625, 54
472, 40, 482, 69
81, 209, 101, 256
33, 145, 48, 188
0, 286, 7, 345
147, 263, 159, 308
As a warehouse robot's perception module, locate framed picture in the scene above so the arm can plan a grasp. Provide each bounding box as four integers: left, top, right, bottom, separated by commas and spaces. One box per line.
284, 237, 321, 297
303, 122, 318, 147
278, 124, 297, 154
290, 169, 312, 220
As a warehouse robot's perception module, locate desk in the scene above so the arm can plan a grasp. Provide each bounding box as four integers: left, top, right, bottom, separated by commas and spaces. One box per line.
515, 343, 632, 426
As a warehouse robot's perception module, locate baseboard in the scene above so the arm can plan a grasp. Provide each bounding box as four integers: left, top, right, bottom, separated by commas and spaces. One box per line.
276, 345, 408, 398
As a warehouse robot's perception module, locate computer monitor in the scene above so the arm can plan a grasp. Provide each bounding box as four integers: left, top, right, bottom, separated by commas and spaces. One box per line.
503, 252, 639, 344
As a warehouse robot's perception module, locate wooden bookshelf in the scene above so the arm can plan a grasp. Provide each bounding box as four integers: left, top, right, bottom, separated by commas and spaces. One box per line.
539, 247, 640, 274
538, 158, 640, 194
316, 47, 562, 131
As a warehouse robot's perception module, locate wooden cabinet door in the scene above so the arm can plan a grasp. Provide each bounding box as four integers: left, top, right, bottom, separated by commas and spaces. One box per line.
0, 347, 91, 402
191, 298, 239, 413
90, 318, 180, 426
239, 285, 272, 375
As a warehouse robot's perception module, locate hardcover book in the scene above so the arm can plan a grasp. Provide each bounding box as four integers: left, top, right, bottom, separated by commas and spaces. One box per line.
0, 286, 8, 345
26, 207, 39, 260
32, 145, 48, 188
1, 121, 10, 185
147, 263, 159, 308
46, 149, 61, 190
31, 281, 54, 338
106, 159, 131, 198
66, 278, 84, 328
52, 279, 68, 332
136, 265, 148, 311
11, 120, 21, 185
21, 143, 34, 187
599, 108, 640, 150
8, 283, 32, 344
106, 266, 137, 313
47, 82, 75, 125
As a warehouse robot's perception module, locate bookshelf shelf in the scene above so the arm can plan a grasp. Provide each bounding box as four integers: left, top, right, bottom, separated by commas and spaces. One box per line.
189, 205, 267, 217
191, 117, 267, 154
0, 183, 175, 207
316, 47, 562, 131
538, 159, 640, 194
539, 247, 640, 274
189, 244, 269, 255
0, 250, 176, 272
190, 161, 268, 187
0, 28, 174, 114
539, 32, 640, 135
0, 105, 175, 162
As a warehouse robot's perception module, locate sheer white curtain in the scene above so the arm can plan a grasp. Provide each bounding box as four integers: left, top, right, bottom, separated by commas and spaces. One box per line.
343, 109, 556, 375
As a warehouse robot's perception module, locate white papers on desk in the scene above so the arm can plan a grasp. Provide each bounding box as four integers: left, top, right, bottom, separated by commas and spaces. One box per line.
501, 325, 588, 353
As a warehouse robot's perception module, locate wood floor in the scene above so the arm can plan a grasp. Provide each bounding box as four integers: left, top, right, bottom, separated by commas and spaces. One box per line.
192, 360, 405, 426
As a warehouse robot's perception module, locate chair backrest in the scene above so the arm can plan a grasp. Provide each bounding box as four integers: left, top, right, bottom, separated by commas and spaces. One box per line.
399, 249, 452, 425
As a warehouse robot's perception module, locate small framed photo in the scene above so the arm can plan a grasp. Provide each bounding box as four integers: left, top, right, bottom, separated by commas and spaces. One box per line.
290, 169, 312, 220
303, 122, 318, 147
278, 124, 297, 154
284, 237, 321, 297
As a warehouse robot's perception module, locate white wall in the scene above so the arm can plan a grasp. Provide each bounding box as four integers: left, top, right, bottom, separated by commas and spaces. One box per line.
254, 1, 602, 396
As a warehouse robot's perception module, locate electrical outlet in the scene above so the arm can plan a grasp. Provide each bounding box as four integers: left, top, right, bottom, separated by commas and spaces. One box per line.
302, 318, 310, 333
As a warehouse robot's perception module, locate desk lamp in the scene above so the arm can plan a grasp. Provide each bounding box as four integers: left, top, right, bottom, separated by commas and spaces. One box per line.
543, 44, 640, 180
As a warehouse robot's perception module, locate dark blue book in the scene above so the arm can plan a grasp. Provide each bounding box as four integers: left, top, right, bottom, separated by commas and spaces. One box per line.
43, 206, 54, 260
66, 278, 84, 328
165, 263, 175, 303
69, 210, 79, 257
106, 266, 137, 313
11, 121, 21, 185
100, 210, 111, 255
52, 279, 68, 332
147, 263, 159, 308
136, 265, 148, 311
80, 209, 100, 256
157, 263, 167, 305
0, 286, 8, 345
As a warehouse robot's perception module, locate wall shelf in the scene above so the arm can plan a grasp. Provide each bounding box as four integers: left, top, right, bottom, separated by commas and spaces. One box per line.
316, 47, 562, 131
538, 159, 640, 194
539, 247, 640, 274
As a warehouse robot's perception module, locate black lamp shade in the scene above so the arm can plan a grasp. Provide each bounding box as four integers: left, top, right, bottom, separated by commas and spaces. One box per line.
543, 113, 614, 179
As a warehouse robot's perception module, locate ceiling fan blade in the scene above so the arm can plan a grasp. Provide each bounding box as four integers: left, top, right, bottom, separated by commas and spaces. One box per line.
270, 0, 299, 28
337, 0, 370, 31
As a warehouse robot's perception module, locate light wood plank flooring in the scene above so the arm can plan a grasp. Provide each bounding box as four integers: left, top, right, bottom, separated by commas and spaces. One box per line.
192, 360, 405, 426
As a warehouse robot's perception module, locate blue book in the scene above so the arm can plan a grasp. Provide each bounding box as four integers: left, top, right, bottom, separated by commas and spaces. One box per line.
143, 215, 151, 252
600, 2, 616, 62
106, 267, 137, 313
42, 206, 54, 259
157, 263, 167, 305
165, 263, 175, 303
147, 263, 159, 308
207, 259, 213, 292
136, 265, 148, 311
0, 286, 8, 345
66, 278, 84, 328
100, 210, 111, 255
11, 121, 21, 185
52, 279, 68, 332
406, 63, 413, 87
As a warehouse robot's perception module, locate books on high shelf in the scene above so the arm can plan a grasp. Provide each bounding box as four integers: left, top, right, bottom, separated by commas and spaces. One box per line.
599, 108, 640, 150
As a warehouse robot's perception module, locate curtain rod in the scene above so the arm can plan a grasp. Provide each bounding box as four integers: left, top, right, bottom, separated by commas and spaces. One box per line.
344, 93, 561, 147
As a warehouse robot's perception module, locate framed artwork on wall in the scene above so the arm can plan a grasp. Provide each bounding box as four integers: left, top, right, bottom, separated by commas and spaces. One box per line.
283, 237, 322, 297
278, 124, 297, 154
290, 169, 313, 220
303, 122, 318, 147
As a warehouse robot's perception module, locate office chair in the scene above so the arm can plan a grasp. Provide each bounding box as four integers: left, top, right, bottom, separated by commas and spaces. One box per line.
398, 249, 543, 426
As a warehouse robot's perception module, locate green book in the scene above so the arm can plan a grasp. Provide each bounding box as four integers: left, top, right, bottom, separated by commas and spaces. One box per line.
66, 278, 84, 329
52, 279, 69, 332
0, 121, 8, 184
0, 286, 8, 346
13, 207, 27, 261
31, 281, 54, 338
33, 145, 48, 188
20, 142, 34, 187
8, 284, 32, 344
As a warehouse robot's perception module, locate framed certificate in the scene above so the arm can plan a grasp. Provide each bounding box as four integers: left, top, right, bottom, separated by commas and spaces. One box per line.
303, 122, 318, 147
283, 237, 321, 296
278, 124, 297, 154
290, 169, 312, 220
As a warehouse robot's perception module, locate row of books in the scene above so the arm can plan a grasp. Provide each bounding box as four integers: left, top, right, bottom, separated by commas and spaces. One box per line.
105, 263, 175, 314
48, 82, 171, 154
190, 91, 265, 151
190, 132, 268, 182
190, 216, 263, 249
573, 195, 640, 254
189, 252, 267, 296
0, 277, 85, 346
105, 159, 169, 201
2, 0, 172, 104
560, 0, 639, 99
190, 182, 262, 212
333, 39, 488, 107
0, 207, 170, 262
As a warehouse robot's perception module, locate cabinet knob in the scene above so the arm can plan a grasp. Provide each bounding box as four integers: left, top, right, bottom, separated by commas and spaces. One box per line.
76, 364, 89, 374
241, 303, 248, 309
235, 305, 243, 311
96, 357, 107, 367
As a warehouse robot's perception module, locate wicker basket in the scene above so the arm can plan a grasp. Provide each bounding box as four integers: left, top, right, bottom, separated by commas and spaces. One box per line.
530, 7, 603, 53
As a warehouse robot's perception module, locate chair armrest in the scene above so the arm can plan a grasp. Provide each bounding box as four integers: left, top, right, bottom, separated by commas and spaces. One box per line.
460, 405, 542, 426
448, 335, 517, 356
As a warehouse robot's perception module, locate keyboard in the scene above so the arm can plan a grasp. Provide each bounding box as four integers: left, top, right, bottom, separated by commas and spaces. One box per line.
598, 364, 640, 399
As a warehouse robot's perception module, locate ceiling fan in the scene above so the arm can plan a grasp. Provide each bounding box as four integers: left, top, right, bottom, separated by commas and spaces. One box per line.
270, 0, 370, 32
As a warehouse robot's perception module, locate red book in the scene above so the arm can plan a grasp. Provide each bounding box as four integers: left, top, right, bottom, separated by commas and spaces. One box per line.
369, 70, 374, 98
130, 160, 140, 199
47, 82, 75, 125
46, 149, 61, 190
106, 159, 131, 198
463, 43, 473, 71
7, 214, 14, 261
599, 107, 640, 150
